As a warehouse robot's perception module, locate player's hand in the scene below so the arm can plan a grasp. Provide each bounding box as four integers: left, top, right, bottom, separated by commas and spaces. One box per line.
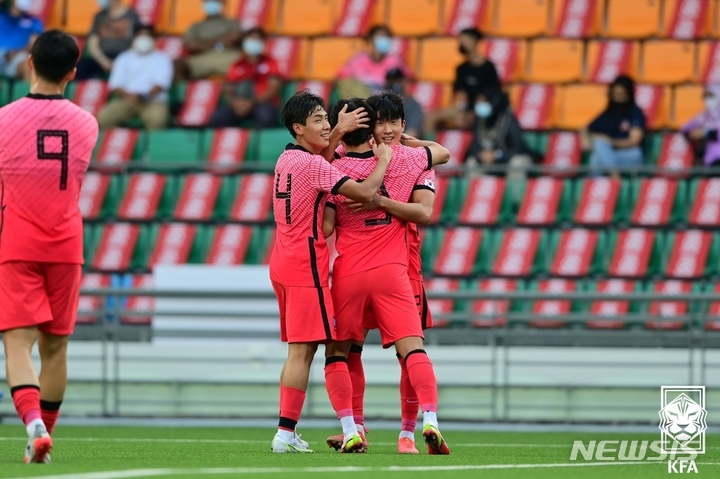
373, 142, 392, 164
400, 133, 419, 144
336, 104, 369, 134
344, 194, 382, 211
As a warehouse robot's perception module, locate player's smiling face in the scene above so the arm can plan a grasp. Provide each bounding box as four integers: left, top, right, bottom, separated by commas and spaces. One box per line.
295, 106, 331, 153
374, 118, 405, 146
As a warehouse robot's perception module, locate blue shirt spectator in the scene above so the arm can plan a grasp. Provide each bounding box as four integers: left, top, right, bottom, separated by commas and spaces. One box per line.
0, 0, 44, 79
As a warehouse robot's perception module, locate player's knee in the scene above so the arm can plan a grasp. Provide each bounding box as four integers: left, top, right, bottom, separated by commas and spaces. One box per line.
287, 343, 317, 365
394, 336, 425, 359
38, 333, 69, 359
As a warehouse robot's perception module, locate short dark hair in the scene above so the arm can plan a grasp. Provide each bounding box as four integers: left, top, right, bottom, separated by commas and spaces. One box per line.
244, 27, 266, 39
610, 74, 636, 105
459, 27, 483, 42
30, 30, 79, 84
281, 90, 326, 138
366, 24, 392, 40
367, 91, 405, 122
329, 98, 376, 147
134, 24, 155, 36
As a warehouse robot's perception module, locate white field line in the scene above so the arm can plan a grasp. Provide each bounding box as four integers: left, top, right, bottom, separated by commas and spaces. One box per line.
13, 462, 661, 479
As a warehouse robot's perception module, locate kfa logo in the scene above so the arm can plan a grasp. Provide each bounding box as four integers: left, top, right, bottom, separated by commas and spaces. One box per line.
660, 386, 707, 474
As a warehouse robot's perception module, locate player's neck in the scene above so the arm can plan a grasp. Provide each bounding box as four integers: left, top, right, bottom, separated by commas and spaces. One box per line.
295, 138, 322, 155
30, 79, 66, 97
343, 142, 372, 154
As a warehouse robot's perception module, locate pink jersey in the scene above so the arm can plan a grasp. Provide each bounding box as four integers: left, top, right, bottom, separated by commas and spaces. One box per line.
330, 144, 431, 281
407, 168, 436, 281
270, 144, 350, 287
0, 94, 98, 264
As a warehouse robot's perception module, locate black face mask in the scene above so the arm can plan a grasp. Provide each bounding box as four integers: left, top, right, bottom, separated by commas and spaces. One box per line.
459, 44, 469, 56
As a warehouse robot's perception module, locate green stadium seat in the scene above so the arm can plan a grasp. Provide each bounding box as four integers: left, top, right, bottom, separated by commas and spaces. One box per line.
491, 228, 550, 277
663, 230, 719, 279
430, 227, 492, 277
629, 178, 686, 226
469, 278, 524, 328
203, 129, 254, 165
188, 225, 214, 264
644, 132, 664, 164
645, 280, 692, 331
704, 282, 720, 331
0, 78, 10, 106
606, 228, 664, 278
204, 225, 268, 265
548, 228, 606, 277
522, 279, 580, 329
257, 129, 294, 163
586, 279, 642, 330
455, 176, 514, 225
156, 175, 182, 220
83, 224, 98, 266
688, 178, 720, 227
573, 177, 631, 225
148, 129, 203, 164
173, 174, 223, 221
227, 174, 275, 222
515, 177, 573, 225
423, 277, 463, 328
93, 129, 146, 163
10, 80, 30, 102
214, 176, 240, 219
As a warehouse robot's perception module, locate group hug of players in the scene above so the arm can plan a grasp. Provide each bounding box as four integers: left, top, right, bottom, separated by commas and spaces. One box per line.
0, 29, 450, 465
270, 87, 452, 454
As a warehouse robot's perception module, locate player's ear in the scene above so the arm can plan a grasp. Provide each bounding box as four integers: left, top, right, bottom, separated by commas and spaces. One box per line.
66, 67, 77, 83
292, 123, 303, 137
27, 54, 34, 73
401, 120, 406, 132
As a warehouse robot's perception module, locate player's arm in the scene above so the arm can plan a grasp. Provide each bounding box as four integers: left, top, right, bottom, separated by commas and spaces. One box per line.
335, 142, 392, 203
321, 104, 369, 163
400, 134, 451, 166
322, 204, 336, 238
347, 188, 435, 226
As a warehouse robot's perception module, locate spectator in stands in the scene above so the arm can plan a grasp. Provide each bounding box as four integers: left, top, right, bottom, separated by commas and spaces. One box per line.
76, 0, 142, 80
682, 84, 720, 169
208, 27, 282, 128
583, 75, 646, 177
425, 28, 501, 133
384, 68, 423, 138
0, 0, 43, 80
98, 25, 173, 130
175, 0, 242, 80
466, 87, 531, 201
337, 25, 410, 99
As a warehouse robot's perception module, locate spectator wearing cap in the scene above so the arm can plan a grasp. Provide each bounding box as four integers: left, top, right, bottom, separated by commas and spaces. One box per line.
0, 0, 44, 80
175, 0, 242, 79
336, 25, 411, 99
76, 0, 142, 80
208, 27, 283, 128
98, 25, 174, 130
385, 68, 424, 138
682, 84, 720, 170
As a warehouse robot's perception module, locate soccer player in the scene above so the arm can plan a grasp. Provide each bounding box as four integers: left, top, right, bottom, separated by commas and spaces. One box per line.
325, 91, 438, 454
0, 30, 99, 464
270, 91, 391, 453
322, 97, 451, 455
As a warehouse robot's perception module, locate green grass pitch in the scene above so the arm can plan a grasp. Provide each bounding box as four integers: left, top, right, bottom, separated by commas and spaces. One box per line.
0, 426, 717, 479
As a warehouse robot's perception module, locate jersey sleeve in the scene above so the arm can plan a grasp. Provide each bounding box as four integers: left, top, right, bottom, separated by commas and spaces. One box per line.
309, 156, 350, 194
413, 168, 436, 193
394, 144, 432, 173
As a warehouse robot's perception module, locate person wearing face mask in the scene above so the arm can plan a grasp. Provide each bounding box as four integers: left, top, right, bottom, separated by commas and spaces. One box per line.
0, 0, 44, 80
384, 68, 424, 138
208, 27, 283, 128
466, 87, 532, 201
76, 0, 141, 80
98, 25, 174, 130
582, 75, 646, 177
175, 0, 241, 80
337, 25, 411, 99
682, 84, 720, 170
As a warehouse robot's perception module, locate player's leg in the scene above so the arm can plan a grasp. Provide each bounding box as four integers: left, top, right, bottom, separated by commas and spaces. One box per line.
397, 353, 419, 454
37, 333, 68, 435
274, 341, 316, 452
97, 99, 137, 129
139, 103, 170, 130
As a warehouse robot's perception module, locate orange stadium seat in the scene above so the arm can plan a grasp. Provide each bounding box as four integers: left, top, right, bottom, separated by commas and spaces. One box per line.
65, 0, 102, 35
550, 0, 602, 37
442, 0, 493, 35
490, 0, 550, 37
387, 0, 442, 36
636, 84, 671, 129
555, 84, 607, 130
662, 0, 712, 39
44, 0, 65, 31
603, 0, 661, 38
417, 37, 464, 83
638, 41, 696, 84
713, 0, 720, 38
671, 84, 704, 129
584, 40, 639, 83
306, 38, 364, 81
274, 0, 333, 36
525, 39, 583, 83
165, 0, 205, 36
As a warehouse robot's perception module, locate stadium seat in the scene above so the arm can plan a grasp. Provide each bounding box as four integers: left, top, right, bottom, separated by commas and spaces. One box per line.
266, 37, 308, 80
148, 223, 198, 267
79, 173, 115, 220
516, 177, 572, 225
424, 278, 460, 328
510, 84, 557, 130
93, 129, 145, 164
688, 178, 720, 227
387, 0, 441, 36
527, 279, 577, 329
586, 279, 639, 330
228, 0, 276, 30
274, 0, 334, 35
483, 38, 526, 82
638, 41, 695, 84
431, 227, 491, 277
409, 82, 452, 111
442, 0, 493, 35
427, 176, 455, 223
165, 0, 205, 35
456, 176, 513, 226
584, 40, 639, 83
71, 80, 109, 118
663, 230, 717, 279
646, 280, 692, 330
65, 0, 102, 35
434, 130, 473, 172
329, 0, 387, 36
607, 228, 663, 278
206, 225, 260, 265
257, 129, 293, 163
0, 78, 9, 107
121, 274, 154, 325
148, 130, 203, 163
306, 38, 364, 82
671, 85, 704, 130
602, 0, 661, 38
629, 178, 686, 226
549, 229, 605, 277
117, 174, 168, 220
491, 228, 547, 277
11, 80, 30, 102
574, 177, 630, 225
92, 223, 142, 271
77, 274, 111, 325
173, 174, 223, 221
705, 282, 720, 330
654, 132, 694, 175
490, 0, 550, 37
470, 278, 519, 328
698, 41, 720, 83
228, 174, 275, 222
550, 0, 602, 37
554, 84, 606, 130
525, 39, 583, 83
542, 132, 581, 174
176, 81, 223, 127
635, 84, 671, 129
417, 37, 464, 83
204, 128, 253, 165
662, 0, 711, 39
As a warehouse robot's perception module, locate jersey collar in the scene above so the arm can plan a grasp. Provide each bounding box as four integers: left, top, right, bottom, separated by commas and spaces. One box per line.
27, 93, 64, 100
285, 143, 311, 154
344, 149, 374, 159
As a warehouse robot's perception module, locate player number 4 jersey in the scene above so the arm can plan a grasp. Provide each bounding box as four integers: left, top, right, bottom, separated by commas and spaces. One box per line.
0, 95, 99, 264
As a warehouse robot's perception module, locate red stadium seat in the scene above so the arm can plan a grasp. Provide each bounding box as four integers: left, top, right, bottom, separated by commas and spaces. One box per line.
630, 178, 679, 226
655, 132, 694, 174
574, 178, 623, 226
697, 42, 720, 83
550, 0, 602, 38
635, 84, 671, 129
688, 178, 720, 227
530, 279, 576, 328
458, 176, 507, 226
608, 229, 658, 278
93, 129, 141, 165
331, 0, 386, 36
206, 225, 256, 265
149, 223, 197, 267
542, 132, 581, 174
587, 279, 636, 330
662, 0, 711, 39
424, 278, 459, 328
646, 280, 691, 330
584, 40, 639, 83
79, 173, 111, 220
483, 38, 526, 82
92, 224, 141, 271
492, 228, 542, 277
206, 129, 252, 165
77, 274, 111, 325
516, 177, 565, 225
118, 174, 167, 221
176, 81, 223, 127
432, 227, 486, 276
665, 230, 713, 279
510, 84, 557, 130
173, 174, 223, 221
266, 37, 308, 80
471, 278, 517, 328
229, 0, 274, 29
550, 229, 599, 277
442, 0, 493, 35
229, 174, 274, 222
122, 274, 154, 325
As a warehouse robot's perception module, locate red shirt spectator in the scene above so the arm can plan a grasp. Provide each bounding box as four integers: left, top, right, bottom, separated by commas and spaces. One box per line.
226, 54, 282, 102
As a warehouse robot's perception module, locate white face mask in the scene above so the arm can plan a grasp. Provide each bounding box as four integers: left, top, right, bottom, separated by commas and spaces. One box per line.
243, 38, 265, 56
705, 97, 719, 112
132, 35, 155, 55
14, 0, 34, 12
203, 0, 223, 16
474, 101, 492, 118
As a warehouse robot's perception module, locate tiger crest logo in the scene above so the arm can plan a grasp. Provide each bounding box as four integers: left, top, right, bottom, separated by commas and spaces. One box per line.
659, 387, 707, 454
